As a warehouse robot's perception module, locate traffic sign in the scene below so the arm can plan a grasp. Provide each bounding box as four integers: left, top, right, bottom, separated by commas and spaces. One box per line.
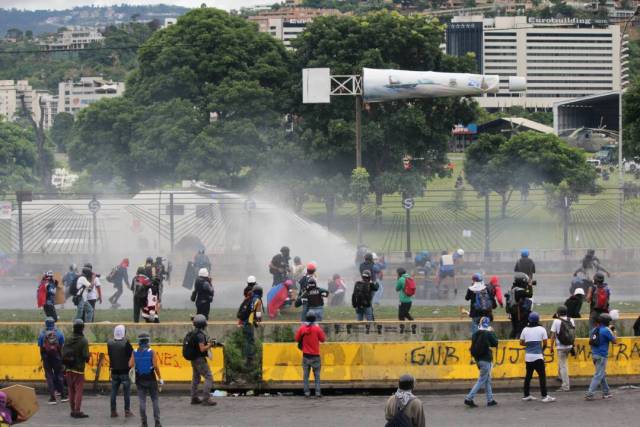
88, 199, 101, 214
403, 198, 414, 210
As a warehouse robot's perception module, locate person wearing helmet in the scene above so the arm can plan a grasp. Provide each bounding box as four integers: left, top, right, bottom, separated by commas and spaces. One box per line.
359, 252, 375, 277
62, 319, 90, 418
244, 275, 257, 298
297, 263, 318, 318
505, 272, 534, 339
549, 306, 576, 392
519, 312, 555, 403
131, 266, 151, 323
586, 271, 611, 330
574, 249, 610, 280
294, 312, 326, 398
187, 315, 218, 407
352, 270, 379, 321
241, 285, 264, 364
269, 246, 291, 286
38, 271, 59, 322
38, 317, 66, 404
586, 313, 617, 400
129, 332, 164, 425
191, 268, 214, 320
62, 264, 79, 303
194, 249, 212, 273
514, 249, 536, 282
296, 277, 329, 321
564, 287, 585, 319
465, 273, 497, 333
385, 374, 426, 426
372, 253, 387, 305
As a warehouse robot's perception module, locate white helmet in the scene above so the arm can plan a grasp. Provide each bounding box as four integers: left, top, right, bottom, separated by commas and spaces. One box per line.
198, 268, 209, 277
457, 249, 464, 256
574, 288, 585, 296
247, 275, 257, 284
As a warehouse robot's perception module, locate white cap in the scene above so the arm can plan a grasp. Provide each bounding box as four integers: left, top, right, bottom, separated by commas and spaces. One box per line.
457, 249, 464, 256
198, 268, 209, 277
247, 275, 256, 284
574, 288, 585, 296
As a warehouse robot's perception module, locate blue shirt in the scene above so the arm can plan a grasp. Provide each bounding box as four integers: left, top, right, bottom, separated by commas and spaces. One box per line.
591, 326, 615, 357
37, 328, 65, 348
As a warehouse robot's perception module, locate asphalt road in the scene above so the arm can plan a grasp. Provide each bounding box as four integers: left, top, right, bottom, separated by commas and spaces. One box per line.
23, 388, 640, 427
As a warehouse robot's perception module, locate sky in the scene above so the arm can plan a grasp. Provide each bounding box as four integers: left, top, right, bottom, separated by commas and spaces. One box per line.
1, 1, 266, 11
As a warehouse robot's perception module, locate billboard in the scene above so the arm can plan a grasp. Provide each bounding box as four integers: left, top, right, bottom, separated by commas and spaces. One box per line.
362, 68, 499, 103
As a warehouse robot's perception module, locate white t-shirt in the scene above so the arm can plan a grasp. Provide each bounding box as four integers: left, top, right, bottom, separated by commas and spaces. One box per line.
520, 326, 548, 362
78, 276, 101, 301
550, 317, 575, 350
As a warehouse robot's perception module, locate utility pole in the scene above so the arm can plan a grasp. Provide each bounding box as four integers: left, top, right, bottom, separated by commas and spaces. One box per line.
484, 194, 490, 259
169, 193, 175, 253
16, 191, 31, 265
563, 196, 569, 255
355, 94, 363, 245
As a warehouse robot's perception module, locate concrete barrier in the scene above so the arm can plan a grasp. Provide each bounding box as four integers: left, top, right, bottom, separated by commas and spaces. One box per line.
0, 344, 223, 383
262, 337, 640, 383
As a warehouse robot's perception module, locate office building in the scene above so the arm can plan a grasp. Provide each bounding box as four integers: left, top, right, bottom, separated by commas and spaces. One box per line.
40, 27, 104, 51
58, 77, 125, 115
448, 15, 625, 110
247, 7, 340, 47
446, 16, 484, 73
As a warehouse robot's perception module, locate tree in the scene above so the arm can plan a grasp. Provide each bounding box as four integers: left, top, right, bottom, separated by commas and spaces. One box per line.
350, 167, 370, 244
308, 174, 349, 229
0, 121, 38, 192
49, 112, 74, 152
623, 80, 640, 158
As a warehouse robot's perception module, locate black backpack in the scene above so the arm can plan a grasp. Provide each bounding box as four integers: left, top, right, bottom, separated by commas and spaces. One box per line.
237, 297, 253, 322
589, 327, 601, 347
69, 276, 80, 297
470, 330, 490, 359
182, 330, 201, 361
352, 281, 370, 308
385, 398, 414, 427
557, 318, 576, 346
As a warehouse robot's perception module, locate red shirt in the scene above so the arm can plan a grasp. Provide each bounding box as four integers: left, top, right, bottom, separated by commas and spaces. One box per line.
295, 323, 326, 356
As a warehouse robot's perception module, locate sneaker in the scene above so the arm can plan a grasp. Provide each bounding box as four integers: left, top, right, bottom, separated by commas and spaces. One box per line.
202, 399, 217, 407
556, 388, 570, 392
585, 395, 596, 401
541, 396, 556, 403
316, 394, 323, 398
60, 395, 69, 403
111, 411, 118, 418
48, 397, 57, 405
155, 422, 162, 427
190, 397, 202, 405
304, 393, 311, 398
522, 396, 536, 401
603, 394, 613, 399
76, 412, 89, 418
125, 410, 135, 418
487, 400, 498, 407
464, 399, 477, 408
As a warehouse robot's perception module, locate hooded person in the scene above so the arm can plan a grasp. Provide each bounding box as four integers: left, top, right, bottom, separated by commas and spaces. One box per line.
107, 325, 134, 418
38, 316, 66, 404
0, 391, 12, 425
465, 273, 497, 334
385, 374, 426, 427
488, 276, 504, 307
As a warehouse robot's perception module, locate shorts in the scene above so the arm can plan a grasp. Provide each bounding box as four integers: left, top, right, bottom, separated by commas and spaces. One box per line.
439, 269, 455, 279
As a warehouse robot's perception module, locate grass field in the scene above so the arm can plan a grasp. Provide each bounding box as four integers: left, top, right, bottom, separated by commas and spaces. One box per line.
3, 301, 639, 323
301, 154, 640, 252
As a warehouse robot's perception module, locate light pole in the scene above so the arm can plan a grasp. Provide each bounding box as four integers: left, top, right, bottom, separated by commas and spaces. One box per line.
618, 6, 640, 248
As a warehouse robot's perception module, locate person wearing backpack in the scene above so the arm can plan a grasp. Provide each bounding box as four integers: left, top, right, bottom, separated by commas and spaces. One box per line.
384, 374, 425, 427
505, 273, 534, 339
62, 264, 79, 303
38, 271, 59, 322
62, 319, 90, 419
107, 325, 134, 418
131, 267, 151, 323
38, 317, 66, 405
549, 306, 576, 392
464, 317, 499, 408
191, 268, 214, 320
129, 332, 163, 427
73, 267, 94, 324
295, 312, 326, 398
184, 314, 218, 406
520, 312, 555, 403
242, 285, 263, 364
352, 270, 379, 321
586, 271, 611, 330
465, 273, 497, 334
396, 268, 416, 321
108, 258, 130, 309
585, 313, 616, 400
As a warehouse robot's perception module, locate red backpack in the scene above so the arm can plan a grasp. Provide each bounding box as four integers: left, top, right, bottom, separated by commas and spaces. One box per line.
37, 280, 47, 308
404, 276, 416, 297
593, 285, 610, 311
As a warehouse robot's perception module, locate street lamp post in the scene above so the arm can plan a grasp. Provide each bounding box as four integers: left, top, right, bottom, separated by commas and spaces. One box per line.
618, 6, 640, 249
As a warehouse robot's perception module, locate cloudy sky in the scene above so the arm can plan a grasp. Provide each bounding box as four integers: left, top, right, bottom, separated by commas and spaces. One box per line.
1, 1, 266, 10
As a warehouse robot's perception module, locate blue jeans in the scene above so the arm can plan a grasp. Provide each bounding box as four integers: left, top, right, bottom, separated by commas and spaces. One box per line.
586, 355, 610, 397
356, 307, 374, 321
466, 361, 493, 403
75, 300, 93, 323
471, 317, 480, 335
303, 355, 321, 396
307, 307, 324, 322
372, 281, 384, 305
43, 356, 64, 398
243, 323, 256, 362
110, 373, 131, 412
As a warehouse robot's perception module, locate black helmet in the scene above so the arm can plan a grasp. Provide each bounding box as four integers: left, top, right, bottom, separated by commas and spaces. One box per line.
513, 272, 529, 287
83, 262, 92, 270
587, 249, 595, 256
556, 305, 568, 316
361, 270, 372, 280
364, 252, 373, 262
593, 271, 605, 284
73, 318, 84, 334
280, 246, 290, 255
598, 313, 612, 326
305, 312, 316, 323
252, 285, 263, 297
193, 314, 207, 329
397, 267, 407, 276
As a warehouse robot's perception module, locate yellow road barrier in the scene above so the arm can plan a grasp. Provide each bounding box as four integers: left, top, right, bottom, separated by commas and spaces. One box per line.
263, 337, 640, 382
0, 344, 224, 382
